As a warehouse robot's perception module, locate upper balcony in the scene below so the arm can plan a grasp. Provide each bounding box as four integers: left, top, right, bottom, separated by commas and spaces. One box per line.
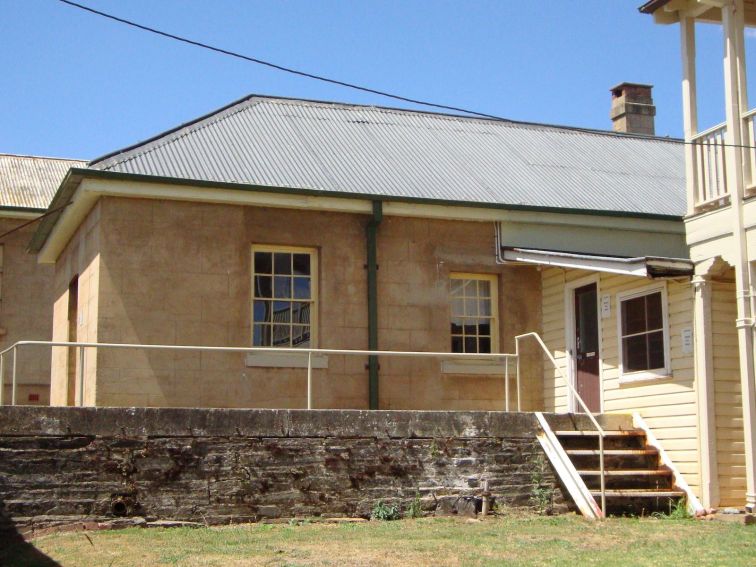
690, 107, 756, 213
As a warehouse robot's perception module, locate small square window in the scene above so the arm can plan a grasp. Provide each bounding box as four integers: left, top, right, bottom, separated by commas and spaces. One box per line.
618, 286, 669, 379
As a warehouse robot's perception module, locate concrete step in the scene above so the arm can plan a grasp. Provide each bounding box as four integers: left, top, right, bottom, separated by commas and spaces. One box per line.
565, 449, 657, 456
577, 469, 672, 477
555, 430, 645, 437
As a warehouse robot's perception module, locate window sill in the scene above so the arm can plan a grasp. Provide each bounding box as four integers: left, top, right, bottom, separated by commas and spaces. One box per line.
619, 371, 672, 386
245, 352, 328, 369
441, 359, 509, 375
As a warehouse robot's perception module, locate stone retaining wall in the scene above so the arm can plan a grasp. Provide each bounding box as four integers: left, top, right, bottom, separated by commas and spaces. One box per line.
0, 407, 598, 534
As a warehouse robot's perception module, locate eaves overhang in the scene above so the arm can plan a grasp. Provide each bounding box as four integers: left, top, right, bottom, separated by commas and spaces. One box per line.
500, 247, 694, 278
30, 168, 685, 262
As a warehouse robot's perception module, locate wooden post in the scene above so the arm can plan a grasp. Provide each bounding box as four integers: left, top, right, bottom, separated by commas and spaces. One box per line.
693, 274, 719, 508
681, 14, 699, 215
722, 0, 756, 513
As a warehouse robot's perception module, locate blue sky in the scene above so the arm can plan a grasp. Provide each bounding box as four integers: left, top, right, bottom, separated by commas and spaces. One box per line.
0, 0, 748, 160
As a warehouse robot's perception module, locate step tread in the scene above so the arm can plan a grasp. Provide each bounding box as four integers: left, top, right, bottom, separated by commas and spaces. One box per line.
589, 489, 685, 498
565, 448, 658, 456
577, 469, 672, 476
555, 430, 644, 437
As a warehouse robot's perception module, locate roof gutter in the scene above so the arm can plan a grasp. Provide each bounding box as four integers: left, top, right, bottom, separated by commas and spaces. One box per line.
499, 247, 694, 278
29, 168, 686, 258
638, 0, 673, 14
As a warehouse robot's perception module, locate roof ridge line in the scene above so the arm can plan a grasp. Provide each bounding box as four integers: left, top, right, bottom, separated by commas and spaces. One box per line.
0, 152, 86, 162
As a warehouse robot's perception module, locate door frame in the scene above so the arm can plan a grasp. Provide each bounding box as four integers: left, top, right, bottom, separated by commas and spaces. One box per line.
564, 274, 603, 413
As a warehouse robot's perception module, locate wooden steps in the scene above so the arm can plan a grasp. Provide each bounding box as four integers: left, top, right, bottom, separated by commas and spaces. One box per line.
553, 425, 685, 516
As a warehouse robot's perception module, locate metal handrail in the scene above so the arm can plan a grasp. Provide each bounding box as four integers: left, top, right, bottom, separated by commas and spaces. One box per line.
0, 340, 519, 410
515, 332, 606, 517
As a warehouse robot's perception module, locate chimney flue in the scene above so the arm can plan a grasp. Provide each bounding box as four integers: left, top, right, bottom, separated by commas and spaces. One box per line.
610, 82, 656, 136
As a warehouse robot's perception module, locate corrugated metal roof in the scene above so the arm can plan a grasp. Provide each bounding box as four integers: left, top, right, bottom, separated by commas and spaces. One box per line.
0, 154, 86, 209
90, 95, 687, 216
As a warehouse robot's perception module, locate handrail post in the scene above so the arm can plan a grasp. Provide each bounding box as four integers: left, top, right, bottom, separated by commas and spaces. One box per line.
516, 353, 521, 412
306, 351, 313, 410
504, 357, 509, 412
599, 432, 606, 516
11, 346, 18, 406
77, 346, 85, 407
0, 353, 4, 406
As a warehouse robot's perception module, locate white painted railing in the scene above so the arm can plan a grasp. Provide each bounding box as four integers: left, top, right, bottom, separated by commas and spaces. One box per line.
515, 332, 606, 517
0, 340, 519, 411
691, 121, 729, 208
743, 107, 756, 189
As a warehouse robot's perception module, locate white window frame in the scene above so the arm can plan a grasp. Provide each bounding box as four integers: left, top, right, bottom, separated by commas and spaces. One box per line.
616, 282, 671, 384
442, 272, 503, 375
246, 245, 326, 369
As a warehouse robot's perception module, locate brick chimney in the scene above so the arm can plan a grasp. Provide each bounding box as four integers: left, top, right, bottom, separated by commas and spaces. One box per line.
609, 82, 656, 136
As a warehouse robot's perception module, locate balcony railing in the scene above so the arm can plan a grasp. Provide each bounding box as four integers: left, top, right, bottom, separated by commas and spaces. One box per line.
690, 109, 756, 211
743, 107, 756, 189
691, 122, 729, 209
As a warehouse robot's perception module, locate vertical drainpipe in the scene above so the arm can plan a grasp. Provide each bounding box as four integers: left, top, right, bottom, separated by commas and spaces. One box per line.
367, 200, 383, 410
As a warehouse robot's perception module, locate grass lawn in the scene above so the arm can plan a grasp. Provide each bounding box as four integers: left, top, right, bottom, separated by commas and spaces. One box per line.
3, 514, 755, 566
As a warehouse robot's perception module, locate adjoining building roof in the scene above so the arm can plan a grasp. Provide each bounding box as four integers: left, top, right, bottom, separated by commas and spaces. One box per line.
0, 153, 86, 210
86, 94, 687, 217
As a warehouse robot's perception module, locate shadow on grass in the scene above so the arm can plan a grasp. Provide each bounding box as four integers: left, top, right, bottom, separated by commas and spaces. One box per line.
0, 498, 61, 567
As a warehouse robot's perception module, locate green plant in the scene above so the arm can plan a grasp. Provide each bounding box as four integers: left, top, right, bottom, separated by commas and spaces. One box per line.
652, 498, 692, 520
429, 440, 441, 459
371, 500, 401, 521
404, 494, 423, 519
530, 455, 554, 515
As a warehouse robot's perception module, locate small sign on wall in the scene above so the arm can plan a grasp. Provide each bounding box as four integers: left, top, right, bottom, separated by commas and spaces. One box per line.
681, 327, 693, 354
601, 294, 611, 319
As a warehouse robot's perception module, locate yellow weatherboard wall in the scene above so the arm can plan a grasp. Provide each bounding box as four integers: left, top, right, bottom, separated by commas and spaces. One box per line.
541, 268, 700, 497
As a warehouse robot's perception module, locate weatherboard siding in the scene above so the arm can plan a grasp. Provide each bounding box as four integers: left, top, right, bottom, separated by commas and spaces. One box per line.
541, 268, 701, 495
711, 279, 747, 507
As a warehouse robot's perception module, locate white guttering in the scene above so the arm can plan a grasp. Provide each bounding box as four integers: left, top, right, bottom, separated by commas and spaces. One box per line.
498, 247, 693, 278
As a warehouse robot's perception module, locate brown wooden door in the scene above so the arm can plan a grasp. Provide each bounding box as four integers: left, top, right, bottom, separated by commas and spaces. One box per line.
574, 283, 600, 413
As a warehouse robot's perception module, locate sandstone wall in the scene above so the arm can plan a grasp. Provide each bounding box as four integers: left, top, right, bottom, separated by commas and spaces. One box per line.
0, 407, 589, 533
64, 196, 544, 410
0, 217, 54, 406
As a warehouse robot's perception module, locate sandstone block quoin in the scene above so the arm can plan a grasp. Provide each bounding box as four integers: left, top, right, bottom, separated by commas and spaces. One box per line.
0, 407, 575, 531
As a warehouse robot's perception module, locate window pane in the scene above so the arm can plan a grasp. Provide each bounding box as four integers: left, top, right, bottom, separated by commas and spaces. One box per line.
623, 335, 648, 371
479, 337, 491, 353
254, 252, 272, 274
647, 330, 665, 369
272, 301, 291, 324
450, 279, 463, 297
646, 292, 663, 331
274, 276, 291, 298
479, 298, 492, 317
292, 302, 311, 324
451, 336, 463, 353
253, 300, 271, 323
478, 280, 491, 298
451, 298, 464, 317
292, 325, 310, 347
293, 277, 311, 299
478, 321, 491, 336
253, 324, 270, 346
450, 318, 463, 334
622, 296, 647, 335
465, 298, 478, 317
254, 275, 272, 298
272, 324, 290, 346
293, 253, 311, 276
464, 336, 477, 353
464, 322, 477, 335
274, 253, 292, 275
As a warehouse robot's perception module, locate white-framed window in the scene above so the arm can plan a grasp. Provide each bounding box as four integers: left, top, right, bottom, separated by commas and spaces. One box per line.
251, 246, 318, 349
617, 283, 670, 381
449, 273, 499, 354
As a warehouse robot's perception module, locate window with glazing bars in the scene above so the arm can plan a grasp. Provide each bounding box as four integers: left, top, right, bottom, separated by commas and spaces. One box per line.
251, 247, 317, 348
449, 274, 498, 354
